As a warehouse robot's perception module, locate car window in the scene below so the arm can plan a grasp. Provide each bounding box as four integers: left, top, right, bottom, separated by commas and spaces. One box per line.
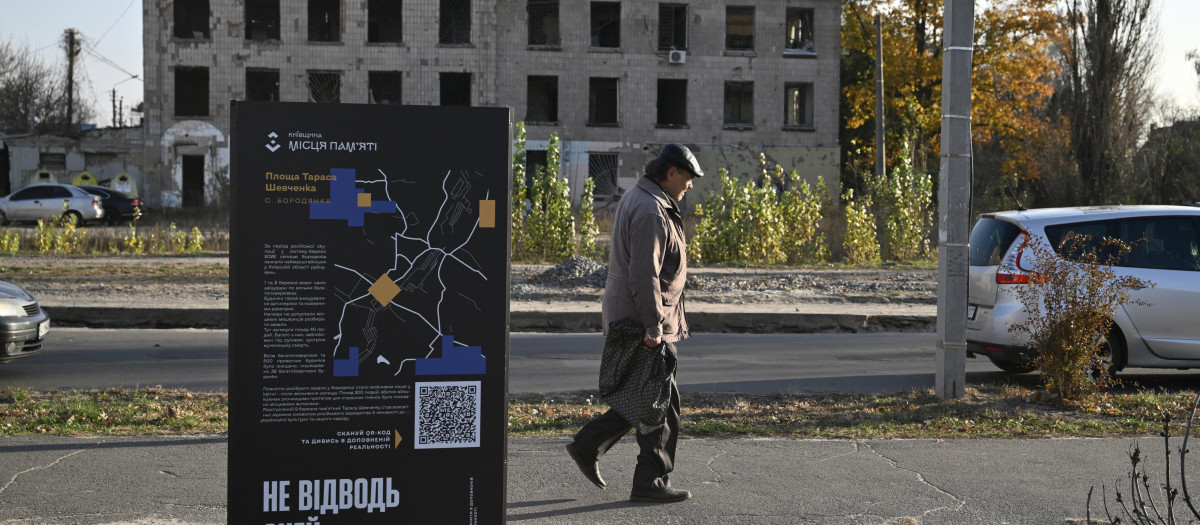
11, 186, 54, 200
969, 218, 1022, 266
1119, 217, 1200, 271
47, 187, 72, 199
1044, 220, 1119, 262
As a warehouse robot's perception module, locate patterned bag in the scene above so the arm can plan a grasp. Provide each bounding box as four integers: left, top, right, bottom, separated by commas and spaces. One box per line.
598, 318, 678, 433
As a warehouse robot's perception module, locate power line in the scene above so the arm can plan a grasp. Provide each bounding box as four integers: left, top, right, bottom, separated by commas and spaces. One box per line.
94, 0, 137, 47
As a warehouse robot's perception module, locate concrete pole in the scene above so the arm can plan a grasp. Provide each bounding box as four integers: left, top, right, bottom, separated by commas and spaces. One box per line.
874, 15, 886, 179
936, 0, 974, 400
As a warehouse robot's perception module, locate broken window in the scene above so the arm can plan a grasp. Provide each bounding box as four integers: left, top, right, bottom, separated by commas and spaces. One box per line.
245, 0, 280, 41
590, 2, 620, 48
527, 0, 560, 47
245, 68, 279, 101
308, 0, 341, 42
588, 77, 618, 125
656, 78, 687, 127
657, 4, 687, 50
368, 0, 402, 43
723, 81, 754, 127
588, 152, 620, 199
440, 72, 472, 106
440, 0, 471, 44
525, 76, 559, 122
785, 8, 815, 55
38, 153, 66, 172
726, 6, 754, 51
369, 71, 402, 104
525, 149, 547, 189
307, 70, 341, 103
174, 66, 210, 117
784, 82, 814, 128
173, 0, 210, 39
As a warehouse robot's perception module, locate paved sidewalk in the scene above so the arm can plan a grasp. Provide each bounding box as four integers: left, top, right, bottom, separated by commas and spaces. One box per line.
0, 434, 1169, 524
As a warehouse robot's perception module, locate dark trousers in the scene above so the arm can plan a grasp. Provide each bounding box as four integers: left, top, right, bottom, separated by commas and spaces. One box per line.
571, 376, 680, 490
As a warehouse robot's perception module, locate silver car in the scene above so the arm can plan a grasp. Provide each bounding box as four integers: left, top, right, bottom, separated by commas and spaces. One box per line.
0, 183, 105, 225
967, 206, 1200, 374
0, 280, 49, 364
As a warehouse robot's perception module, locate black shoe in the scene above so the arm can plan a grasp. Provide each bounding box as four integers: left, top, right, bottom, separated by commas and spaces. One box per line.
565, 442, 606, 489
630, 486, 691, 503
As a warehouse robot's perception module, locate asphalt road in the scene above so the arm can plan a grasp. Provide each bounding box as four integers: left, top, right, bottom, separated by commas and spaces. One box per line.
3, 328, 1197, 393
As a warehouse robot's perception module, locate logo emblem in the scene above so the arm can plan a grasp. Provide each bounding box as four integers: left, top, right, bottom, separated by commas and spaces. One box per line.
265, 132, 280, 152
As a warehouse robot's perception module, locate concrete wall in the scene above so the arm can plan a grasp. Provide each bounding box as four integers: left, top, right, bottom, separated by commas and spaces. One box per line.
5, 127, 145, 196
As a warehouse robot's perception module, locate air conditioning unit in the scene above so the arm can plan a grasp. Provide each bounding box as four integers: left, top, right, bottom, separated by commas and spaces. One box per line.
668, 50, 687, 64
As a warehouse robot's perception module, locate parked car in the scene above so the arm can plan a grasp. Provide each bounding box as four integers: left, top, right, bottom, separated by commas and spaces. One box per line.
0, 280, 49, 364
967, 205, 1200, 374
79, 185, 144, 225
0, 183, 104, 226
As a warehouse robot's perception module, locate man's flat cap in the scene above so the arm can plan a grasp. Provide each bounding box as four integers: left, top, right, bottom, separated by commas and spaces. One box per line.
659, 144, 704, 178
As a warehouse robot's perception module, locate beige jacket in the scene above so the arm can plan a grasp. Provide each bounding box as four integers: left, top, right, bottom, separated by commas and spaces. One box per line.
602, 176, 689, 342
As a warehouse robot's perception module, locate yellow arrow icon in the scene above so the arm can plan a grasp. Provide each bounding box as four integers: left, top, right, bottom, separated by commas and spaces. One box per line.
394, 429, 403, 449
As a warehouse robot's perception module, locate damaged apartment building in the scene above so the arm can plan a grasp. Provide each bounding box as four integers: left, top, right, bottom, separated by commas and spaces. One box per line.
144, 0, 840, 209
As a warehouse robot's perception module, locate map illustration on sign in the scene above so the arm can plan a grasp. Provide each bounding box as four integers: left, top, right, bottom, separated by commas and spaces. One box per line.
312, 167, 495, 379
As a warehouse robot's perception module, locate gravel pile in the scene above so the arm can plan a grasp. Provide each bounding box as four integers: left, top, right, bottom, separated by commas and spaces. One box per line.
528, 256, 608, 288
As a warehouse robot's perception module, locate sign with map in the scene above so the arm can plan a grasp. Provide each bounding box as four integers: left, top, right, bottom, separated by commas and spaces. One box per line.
227, 101, 511, 524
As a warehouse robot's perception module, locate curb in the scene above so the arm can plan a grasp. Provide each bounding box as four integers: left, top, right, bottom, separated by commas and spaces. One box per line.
43, 306, 936, 333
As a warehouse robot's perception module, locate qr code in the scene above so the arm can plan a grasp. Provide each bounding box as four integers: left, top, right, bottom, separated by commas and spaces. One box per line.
414, 381, 481, 449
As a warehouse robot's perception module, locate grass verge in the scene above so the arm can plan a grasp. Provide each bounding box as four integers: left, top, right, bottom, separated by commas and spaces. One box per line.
3, 385, 1196, 439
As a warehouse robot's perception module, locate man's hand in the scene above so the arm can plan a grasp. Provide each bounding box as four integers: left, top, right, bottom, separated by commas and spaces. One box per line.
642, 334, 661, 349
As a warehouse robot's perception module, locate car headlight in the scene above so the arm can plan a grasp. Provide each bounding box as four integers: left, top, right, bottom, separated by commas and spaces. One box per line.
0, 301, 27, 317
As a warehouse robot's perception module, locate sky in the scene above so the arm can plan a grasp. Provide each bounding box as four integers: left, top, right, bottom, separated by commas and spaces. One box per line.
1, 0, 1198, 128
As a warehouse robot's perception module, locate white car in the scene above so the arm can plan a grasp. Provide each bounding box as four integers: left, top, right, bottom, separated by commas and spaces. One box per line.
967, 206, 1200, 373
0, 280, 49, 364
0, 183, 104, 225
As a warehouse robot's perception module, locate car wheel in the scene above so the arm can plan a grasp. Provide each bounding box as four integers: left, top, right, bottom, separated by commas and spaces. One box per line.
1091, 326, 1127, 380
62, 210, 83, 226
987, 355, 1037, 374
104, 207, 120, 226
0, 210, 8, 226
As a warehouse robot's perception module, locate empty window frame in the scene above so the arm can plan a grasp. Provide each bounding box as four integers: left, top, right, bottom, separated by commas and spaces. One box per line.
527, 0, 561, 47
724, 81, 754, 126
440, 72, 472, 106
245, 68, 280, 102
588, 152, 620, 199
525, 76, 559, 123
368, 0, 402, 43
308, 0, 341, 42
440, 0, 471, 44
369, 71, 402, 104
656, 79, 687, 127
525, 150, 547, 189
784, 82, 814, 128
785, 8, 815, 55
590, 2, 621, 48
725, 6, 754, 51
657, 4, 687, 50
173, 0, 210, 39
307, 71, 341, 103
588, 77, 618, 125
245, 0, 280, 41
174, 67, 210, 117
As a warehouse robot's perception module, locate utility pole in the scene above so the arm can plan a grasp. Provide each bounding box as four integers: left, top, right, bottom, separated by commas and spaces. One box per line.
64, 29, 80, 130
936, 0, 974, 400
874, 15, 886, 179
111, 89, 118, 127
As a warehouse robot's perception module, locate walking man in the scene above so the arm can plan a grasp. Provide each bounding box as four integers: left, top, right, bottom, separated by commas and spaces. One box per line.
565, 144, 703, 503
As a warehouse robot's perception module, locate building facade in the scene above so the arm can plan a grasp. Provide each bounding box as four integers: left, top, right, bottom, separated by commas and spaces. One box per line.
143, 0, 840, 209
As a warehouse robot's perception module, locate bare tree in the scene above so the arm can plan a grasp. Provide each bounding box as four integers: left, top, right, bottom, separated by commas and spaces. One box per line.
1059, 0, 1157, 204
0, 38, 94, 135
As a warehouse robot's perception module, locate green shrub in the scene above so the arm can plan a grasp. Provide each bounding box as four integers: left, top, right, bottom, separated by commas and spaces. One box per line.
841, 189, 880, 265
869, 148, 934, 261
578, 177, 600, 260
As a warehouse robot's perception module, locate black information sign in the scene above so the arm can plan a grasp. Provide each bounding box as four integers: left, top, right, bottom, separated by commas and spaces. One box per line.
228, 101, 511, 524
